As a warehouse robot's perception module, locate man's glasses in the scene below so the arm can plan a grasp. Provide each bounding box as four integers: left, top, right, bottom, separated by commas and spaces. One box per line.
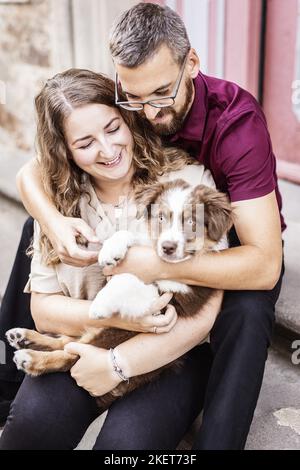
115, 54, 188, 111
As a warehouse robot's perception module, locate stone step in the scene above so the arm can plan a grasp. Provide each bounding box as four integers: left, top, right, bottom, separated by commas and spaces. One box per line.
276, 180, 300, 337
0, 151, 30, 203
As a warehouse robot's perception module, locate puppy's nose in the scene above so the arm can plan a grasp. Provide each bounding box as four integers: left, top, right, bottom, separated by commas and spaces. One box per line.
162, 241, 177, 255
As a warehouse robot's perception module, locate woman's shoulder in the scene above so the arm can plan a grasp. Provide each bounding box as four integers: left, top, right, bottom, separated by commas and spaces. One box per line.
158, 163, 216, 189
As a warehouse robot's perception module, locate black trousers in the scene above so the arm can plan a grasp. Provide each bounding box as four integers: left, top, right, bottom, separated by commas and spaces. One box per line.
0, 218, 284, 449
0, 218, 34, 384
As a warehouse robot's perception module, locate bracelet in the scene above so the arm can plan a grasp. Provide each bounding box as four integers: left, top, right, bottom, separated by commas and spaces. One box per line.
109, 348, 129, 384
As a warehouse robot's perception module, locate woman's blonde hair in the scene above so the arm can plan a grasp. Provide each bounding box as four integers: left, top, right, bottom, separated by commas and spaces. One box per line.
34, 68, 192, 264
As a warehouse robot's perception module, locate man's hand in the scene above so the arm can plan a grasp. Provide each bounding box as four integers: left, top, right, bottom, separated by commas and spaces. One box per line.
103, 245, 164, 283
64, 343, 121, 396
44, 215, 100, 267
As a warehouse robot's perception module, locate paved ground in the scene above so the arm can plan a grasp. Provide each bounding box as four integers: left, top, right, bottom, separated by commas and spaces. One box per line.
246, 348, 300, 450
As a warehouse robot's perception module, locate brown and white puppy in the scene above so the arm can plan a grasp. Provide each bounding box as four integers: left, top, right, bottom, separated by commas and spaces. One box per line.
6, 179, 233, 412
136, 179, 233, 317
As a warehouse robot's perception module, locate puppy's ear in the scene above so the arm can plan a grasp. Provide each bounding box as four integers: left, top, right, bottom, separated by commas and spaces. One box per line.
134, 183, 165, 219
192, 185, 233, 241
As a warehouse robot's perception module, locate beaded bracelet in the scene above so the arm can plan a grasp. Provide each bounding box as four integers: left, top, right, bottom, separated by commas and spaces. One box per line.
109, 348, 129, 384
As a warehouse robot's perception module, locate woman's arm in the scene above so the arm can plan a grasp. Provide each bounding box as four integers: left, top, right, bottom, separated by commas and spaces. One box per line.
16, 159, 99, 267
31, 291, 176, 337
31, 292, 93, 336
64, 290, 223, 397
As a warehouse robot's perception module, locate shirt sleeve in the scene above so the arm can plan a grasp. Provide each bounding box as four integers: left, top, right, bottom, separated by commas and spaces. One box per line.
24, 221, 63, 294
216, 110, 276, 202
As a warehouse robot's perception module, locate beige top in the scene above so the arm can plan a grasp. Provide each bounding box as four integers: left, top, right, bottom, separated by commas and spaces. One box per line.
24, 164, 216, 300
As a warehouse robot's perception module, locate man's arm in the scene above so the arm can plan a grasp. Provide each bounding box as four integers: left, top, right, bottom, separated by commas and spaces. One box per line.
162, 191, 282, 290
105, 191, 282, 291
161, 110, 283, 291
16, 158, 99, 267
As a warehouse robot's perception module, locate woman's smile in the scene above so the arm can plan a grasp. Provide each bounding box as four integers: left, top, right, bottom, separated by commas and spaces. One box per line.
98, 151, 123, 168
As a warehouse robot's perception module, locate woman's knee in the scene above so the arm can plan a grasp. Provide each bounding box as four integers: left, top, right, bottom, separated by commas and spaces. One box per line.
0, 381, 53, 449
223, 291, 274, 325
0, 373, 98, 449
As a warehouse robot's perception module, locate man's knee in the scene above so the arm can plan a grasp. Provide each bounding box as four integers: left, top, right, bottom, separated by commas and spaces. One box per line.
212, 291, 275, 346
1, 374, 91, 449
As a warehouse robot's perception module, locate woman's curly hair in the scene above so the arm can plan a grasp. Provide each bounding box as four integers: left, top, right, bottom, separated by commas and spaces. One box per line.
34, 68, 192, 264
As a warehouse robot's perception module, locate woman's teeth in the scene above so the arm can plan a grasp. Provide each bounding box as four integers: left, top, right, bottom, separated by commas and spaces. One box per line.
102, 154, 122, 167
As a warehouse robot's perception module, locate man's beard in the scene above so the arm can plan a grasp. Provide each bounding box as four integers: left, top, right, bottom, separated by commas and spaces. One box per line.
142, 78, 194, 136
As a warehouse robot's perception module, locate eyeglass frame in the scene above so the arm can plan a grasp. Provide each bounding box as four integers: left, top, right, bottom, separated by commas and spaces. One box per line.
114, 53, 189, 111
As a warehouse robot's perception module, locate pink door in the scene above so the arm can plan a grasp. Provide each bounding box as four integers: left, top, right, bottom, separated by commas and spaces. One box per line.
263, 0, 300, 183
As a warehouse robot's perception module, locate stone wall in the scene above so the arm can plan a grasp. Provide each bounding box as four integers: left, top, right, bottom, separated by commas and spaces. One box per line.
0, 0, 53, 159
0, 0, 137, 200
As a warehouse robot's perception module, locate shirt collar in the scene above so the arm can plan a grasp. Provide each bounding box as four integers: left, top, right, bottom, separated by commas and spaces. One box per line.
171, 72, 207, 142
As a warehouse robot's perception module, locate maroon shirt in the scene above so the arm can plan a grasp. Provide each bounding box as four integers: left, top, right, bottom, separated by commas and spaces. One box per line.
170, 73, 286, 231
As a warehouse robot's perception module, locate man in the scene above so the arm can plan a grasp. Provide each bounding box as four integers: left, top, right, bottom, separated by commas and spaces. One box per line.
0, 3, 284, 449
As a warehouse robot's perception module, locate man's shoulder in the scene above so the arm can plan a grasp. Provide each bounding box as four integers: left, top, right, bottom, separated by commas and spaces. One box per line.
202, 73, 265, 129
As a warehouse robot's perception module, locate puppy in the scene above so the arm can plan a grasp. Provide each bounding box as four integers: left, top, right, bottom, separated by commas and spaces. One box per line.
6, 180, 232, 412
90, 180, 232, 320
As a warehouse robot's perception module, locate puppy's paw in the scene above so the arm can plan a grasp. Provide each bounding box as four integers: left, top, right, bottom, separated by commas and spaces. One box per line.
89, 296, 111, 320
13, 349, 51, 376
98, 231, 134, 267
13, 350, 33, 374
6, 328, 31, 350
90, 274, 159, 320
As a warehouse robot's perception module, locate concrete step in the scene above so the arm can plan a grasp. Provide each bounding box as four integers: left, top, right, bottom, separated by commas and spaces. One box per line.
276, 180, 300, 336
0, 152, 30, 203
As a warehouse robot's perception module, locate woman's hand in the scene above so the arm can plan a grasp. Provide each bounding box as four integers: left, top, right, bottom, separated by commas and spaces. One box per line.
95, 292, 178, 334
44, 214, 100, 267
64, 343, 121, 396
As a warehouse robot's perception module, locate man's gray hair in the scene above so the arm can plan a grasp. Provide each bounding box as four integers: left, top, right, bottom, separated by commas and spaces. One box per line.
109, 2, 191, 68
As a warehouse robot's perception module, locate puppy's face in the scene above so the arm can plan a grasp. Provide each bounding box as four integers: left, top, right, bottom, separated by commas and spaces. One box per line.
136, 180, 233, 263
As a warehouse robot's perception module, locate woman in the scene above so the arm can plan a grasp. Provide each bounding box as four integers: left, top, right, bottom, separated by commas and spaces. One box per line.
0, 69, 221, 450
